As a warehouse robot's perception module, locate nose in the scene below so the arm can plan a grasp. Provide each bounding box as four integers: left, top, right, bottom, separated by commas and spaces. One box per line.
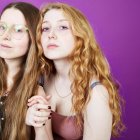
1, 30, 11, 40
48, 29, 57, 39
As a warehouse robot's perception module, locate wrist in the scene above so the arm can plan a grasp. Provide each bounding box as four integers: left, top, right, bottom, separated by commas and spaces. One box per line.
34, 125, 46, 133
35, 126, 49, 140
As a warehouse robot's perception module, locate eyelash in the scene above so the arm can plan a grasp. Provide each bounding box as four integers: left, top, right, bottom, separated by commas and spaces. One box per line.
59, 26, 68, 30
41, 25, 69, 32
0, 25, 6, 30
41, 27, 49, 32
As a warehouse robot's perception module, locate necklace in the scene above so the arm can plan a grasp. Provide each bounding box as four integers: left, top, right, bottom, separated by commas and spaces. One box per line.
54, 76, 72, 98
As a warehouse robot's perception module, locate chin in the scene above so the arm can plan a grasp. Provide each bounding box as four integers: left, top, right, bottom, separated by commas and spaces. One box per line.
46, 56, 58, 60
0, 54, 21, 60
0, 54, 9, 59
44, 54, 57, 60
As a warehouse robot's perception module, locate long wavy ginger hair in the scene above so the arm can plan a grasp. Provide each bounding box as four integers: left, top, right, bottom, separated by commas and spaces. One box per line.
36, 3, 125, 137
0, 2, 40, 140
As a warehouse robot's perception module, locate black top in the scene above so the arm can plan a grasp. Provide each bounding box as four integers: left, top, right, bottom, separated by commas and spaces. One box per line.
0, 95, 6, 139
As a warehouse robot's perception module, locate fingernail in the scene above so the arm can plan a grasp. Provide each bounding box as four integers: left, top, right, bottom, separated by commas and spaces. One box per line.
48, 106, 51, 109
48, 116, 51, 119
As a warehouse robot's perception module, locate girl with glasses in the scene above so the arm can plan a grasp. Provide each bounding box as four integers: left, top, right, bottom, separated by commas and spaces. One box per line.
0, 2, 51, 140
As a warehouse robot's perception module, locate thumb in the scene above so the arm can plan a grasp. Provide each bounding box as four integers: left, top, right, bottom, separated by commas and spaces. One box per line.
45, 95, 52, 101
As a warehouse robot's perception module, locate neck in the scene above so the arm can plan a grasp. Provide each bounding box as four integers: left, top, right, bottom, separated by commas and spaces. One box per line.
54, 59, 71, 79
53, 59, 72, 98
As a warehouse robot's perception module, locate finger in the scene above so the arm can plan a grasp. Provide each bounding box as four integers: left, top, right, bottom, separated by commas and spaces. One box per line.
31, 121, 46, 127
36, 104, 51, 111
28, 96, 49, 104
45, 95, 52, 101
34, 98, 49, 105
28, 95, 47, 102
27, 100, 38, 107
28, 98, 48, 107
35, 110, 52, 117
34, 116, 51, 122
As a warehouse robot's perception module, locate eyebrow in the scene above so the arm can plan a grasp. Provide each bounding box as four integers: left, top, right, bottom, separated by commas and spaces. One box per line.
0, 21, 27, 26
42, 19, 69, 24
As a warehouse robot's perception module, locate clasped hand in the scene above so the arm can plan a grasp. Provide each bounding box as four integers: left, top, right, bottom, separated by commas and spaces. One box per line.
26, 95, 52, 127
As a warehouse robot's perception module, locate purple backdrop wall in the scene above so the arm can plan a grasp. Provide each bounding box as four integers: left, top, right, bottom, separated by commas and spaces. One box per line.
1, 0, 140, 140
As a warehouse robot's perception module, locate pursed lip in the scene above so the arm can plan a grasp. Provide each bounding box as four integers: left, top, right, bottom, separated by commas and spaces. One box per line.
47, 43, 59, 48
0, 43, 12, 48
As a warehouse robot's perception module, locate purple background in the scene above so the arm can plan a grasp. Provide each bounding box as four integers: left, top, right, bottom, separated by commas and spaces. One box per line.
0, 0, 140, 140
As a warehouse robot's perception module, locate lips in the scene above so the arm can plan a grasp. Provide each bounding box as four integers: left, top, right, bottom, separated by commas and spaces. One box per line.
0, 43, 12, 48
47, 44, 59, 49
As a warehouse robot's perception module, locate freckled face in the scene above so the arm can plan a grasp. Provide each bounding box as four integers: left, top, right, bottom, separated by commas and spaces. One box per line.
41, 9, 75, 60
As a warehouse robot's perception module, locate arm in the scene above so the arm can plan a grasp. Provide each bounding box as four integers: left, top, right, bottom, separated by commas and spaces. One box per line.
83, 85, 112, 140
26, 86, 54, 140
34, 120, 53, 140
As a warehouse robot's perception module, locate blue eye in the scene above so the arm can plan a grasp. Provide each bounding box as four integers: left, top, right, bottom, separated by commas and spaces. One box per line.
15, 28, 23, 33
42, 27, 50, 32
59, 26, 68, 30
14, 25, 26, 33
0, 25, 6, 31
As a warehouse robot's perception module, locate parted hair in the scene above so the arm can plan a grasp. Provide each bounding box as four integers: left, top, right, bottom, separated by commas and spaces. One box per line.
0, 2, 40, 140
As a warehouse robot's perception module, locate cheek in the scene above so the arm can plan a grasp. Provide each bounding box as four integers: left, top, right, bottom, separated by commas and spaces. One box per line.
41, 34, 47, 45
41, 36, 48, 51
64, 35, 75, 49
15, 37, 29, 55
21, 43, 29, 53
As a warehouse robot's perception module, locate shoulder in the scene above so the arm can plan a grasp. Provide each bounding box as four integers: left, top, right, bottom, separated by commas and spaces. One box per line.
85, 83, 111, 117
90, 84, 109, 102
83, 84, 112, 140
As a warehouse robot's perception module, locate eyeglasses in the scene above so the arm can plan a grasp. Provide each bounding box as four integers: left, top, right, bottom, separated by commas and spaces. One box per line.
0, 22, 29, 40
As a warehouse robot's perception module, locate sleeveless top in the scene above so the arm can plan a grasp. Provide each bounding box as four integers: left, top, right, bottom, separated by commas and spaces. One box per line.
52, 81, 101, 140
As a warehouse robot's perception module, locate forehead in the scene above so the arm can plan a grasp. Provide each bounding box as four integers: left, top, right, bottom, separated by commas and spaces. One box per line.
43, 9, 68, 23
0, 8, 26, 25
